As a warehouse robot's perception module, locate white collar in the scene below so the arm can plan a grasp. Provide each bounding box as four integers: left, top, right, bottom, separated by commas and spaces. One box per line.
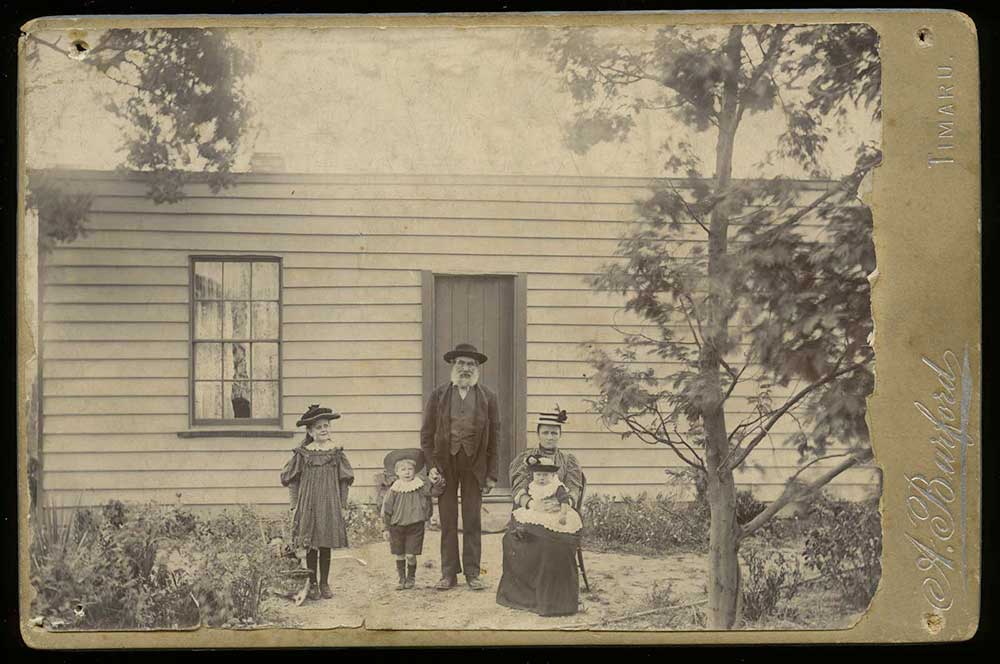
527, 478, 564, 501
305, 441, 339, 451
389, 476, 425, 493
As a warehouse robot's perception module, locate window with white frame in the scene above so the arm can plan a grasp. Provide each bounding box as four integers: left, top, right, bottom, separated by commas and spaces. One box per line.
191, 256, 281, 424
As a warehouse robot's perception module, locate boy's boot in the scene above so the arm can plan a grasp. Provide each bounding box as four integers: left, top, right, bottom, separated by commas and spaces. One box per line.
395, 560, 407, 591
404, 561, 416, 589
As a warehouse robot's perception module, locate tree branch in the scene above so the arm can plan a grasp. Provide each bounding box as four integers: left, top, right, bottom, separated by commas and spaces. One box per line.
621, 412, 704, 470
725, 361, 869, 471
665, 179, 711, 234
738, 447, 873, 540
652, 401, 705, 469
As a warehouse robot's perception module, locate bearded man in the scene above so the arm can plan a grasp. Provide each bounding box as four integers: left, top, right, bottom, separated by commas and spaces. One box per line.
420, 343, 499, 591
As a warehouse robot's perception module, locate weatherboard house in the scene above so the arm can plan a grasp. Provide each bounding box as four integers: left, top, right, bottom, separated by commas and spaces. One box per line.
28, 168, 880, 513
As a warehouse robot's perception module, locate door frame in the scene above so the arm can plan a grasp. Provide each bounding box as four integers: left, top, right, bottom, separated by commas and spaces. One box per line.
420, 270, 528, 461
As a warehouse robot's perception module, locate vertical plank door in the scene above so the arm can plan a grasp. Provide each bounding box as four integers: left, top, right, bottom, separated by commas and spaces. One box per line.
432, 275, 516, 489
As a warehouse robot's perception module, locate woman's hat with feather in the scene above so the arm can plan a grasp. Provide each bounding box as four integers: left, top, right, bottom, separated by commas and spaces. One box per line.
535, 403, 568, 429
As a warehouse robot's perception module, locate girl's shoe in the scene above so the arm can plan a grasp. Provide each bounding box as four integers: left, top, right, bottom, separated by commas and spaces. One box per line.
320, 582, 334, 599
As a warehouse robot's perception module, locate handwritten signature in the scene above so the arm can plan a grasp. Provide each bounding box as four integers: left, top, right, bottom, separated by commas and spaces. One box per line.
906, 348, 974, 612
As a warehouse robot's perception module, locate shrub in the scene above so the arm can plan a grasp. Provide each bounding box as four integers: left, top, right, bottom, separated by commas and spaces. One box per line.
735, 489, 767, 525
582, 493, 708, 553
344, 501, 384, 545
187, 505, 282, 627
29, 501, 202, 630
801, 493, 882, 608
29, 501, 285, 630
739, 543, 803, 624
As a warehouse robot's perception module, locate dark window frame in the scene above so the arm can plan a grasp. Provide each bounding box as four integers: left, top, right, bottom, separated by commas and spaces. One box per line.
188, 255, 283, 427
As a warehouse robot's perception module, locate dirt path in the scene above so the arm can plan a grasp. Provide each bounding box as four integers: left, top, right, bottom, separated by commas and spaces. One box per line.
267, 529, 708, 630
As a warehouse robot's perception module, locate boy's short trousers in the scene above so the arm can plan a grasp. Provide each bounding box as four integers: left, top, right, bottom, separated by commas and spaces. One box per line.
388, 521, 426, 555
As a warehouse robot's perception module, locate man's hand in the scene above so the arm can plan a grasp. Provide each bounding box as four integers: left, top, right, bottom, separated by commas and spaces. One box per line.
428, 467, 441, 482
482, 478, 496, 495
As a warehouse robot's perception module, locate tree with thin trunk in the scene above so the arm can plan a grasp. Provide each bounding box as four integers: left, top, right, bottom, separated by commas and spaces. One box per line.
23, 28, 254, 252
534, 24, 881, 629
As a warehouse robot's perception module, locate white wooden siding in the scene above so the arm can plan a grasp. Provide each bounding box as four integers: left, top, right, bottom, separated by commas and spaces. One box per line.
38, 170, 878, 508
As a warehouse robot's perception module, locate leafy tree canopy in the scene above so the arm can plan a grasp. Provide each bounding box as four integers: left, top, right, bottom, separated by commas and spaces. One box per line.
25, 28, 254, 248
534, 23, 881, 494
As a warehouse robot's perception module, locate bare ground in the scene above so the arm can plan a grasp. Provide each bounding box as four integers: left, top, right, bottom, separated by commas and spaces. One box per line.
265, 529, 709, 631
264, 530, 865, 632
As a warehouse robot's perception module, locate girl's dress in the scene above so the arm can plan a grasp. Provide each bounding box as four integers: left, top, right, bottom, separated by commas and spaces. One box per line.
280, 443, 355, 549
496, 479, 582, 616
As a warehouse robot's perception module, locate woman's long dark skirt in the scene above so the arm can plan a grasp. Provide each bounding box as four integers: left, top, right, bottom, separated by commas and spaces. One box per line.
496, 520, 580, 617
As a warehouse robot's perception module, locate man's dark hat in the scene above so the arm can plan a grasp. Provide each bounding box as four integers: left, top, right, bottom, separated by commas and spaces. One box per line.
525, 454, 560, 473
383, 448, 426, 475
443, 342, 488, 365
296, 404, 341, 427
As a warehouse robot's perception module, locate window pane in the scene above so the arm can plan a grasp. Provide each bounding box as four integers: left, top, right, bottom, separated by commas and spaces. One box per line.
225, 342, 250, 381
194, 301, 222, 340
223, 262, 251, 300
194, 381, 223, 419
251, 301, 279, 339
252, 381, 279, 419
194, 262, 223, 300
252, 343, 278, 379
223, 301, 250, 339
224, 380, 252, 419
194, 343, 222, 380
252, 262, 280, 300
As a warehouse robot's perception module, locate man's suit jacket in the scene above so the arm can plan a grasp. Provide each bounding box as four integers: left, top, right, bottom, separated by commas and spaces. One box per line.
420, 382, 500, 486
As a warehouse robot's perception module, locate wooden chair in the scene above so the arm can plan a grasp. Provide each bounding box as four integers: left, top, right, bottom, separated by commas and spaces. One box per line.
576, 472, 590, 592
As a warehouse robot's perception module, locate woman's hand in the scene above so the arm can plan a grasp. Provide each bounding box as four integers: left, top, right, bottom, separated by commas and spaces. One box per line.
382, 530, 390, 542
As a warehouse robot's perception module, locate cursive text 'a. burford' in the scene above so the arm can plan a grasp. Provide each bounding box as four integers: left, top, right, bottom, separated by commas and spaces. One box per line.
906, 348, 974, 613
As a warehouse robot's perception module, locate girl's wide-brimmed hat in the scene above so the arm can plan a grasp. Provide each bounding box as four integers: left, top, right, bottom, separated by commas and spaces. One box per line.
296, 404, 341, 427
525, 454, 559, 473
383, 448, 426, 475
536, 403, 568, 429
443, 342, 488, 365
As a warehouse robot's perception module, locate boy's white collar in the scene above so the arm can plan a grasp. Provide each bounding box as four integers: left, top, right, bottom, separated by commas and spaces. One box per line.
390, 476, 425, 493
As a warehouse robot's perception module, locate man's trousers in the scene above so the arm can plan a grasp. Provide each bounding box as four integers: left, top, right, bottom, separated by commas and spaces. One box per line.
438, 449, 483, 579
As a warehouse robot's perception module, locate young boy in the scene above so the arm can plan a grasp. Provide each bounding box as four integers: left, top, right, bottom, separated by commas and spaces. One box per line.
381, 449, 441, 590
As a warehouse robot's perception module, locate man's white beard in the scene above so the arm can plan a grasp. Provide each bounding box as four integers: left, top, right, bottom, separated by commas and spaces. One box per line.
450, 364, 480, 388
527, 479, 560, 501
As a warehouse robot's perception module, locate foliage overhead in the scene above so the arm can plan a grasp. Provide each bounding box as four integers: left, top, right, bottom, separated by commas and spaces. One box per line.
25, 28, 254, 250
534, 24, 881, 497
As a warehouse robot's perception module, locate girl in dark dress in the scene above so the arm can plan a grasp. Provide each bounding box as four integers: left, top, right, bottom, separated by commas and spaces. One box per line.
280, 404, 355, 601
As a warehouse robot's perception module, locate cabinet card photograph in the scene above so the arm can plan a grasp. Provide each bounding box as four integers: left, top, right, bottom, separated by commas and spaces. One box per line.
17, 11, 980, 647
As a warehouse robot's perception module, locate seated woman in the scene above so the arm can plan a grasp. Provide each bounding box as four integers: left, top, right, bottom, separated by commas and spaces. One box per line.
496, 406, 583, 617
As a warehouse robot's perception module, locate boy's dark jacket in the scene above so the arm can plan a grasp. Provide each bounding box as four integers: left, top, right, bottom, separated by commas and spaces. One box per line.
419, 382, 500, 485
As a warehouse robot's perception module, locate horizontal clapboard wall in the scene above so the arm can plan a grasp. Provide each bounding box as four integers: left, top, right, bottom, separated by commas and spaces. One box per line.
37, 170, 877, 507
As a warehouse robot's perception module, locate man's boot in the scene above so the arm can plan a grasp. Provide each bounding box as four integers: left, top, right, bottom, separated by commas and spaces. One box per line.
434, 575, 458, 591
404, 561, 416, 589
395, 560, 407, 591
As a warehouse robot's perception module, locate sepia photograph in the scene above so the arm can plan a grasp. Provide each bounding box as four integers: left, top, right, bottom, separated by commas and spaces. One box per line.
20, 17, 889, 635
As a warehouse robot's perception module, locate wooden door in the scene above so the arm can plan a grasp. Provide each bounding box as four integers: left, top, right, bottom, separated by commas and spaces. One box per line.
426, 274, 518, 489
